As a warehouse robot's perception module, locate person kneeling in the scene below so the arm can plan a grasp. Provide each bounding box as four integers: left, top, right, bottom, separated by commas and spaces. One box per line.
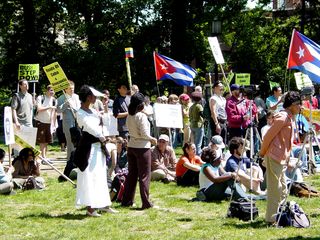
197, 148, 248, 201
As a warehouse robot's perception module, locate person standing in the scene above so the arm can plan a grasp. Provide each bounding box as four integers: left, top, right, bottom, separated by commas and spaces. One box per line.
34, 85, 57, 164
57, 80, 81, 161
266, 86, 283, 113
209, 81, 227, 142
75, 85, 117, 217
11, 79, 34, 129
121, 92, 157, 210
113, 84, 130, 140
260, 91, 301, 224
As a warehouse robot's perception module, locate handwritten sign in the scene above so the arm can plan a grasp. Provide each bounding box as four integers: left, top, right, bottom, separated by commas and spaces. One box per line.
236, 73, 250, 86
18, 64, 39, 82
43, 62, 70, 92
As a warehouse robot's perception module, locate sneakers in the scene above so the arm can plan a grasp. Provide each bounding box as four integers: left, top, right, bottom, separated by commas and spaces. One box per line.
41, 158, 54, 165
99, 207, 119, 214
87, 210, 101, 217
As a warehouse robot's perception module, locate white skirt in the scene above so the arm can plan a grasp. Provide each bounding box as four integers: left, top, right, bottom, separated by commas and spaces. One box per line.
76, 143, 111, 208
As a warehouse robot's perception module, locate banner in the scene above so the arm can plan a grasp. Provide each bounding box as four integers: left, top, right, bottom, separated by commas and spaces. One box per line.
235, 73, 250, 86
208, 37, 225, 64
43, 62, 70, 92
301, 108, 320, 124
153, 103, 183, 129
4, 107, 15, 145
294, 72, 313, 90
102, 112, 119, 136
18, 64, 39, 82
13, 126, 40, 156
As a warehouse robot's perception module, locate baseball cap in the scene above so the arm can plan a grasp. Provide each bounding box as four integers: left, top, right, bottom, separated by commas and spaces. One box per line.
210, 135, 225, 149
230, 84, 240, 91
179, 93, 190, 101
159, 134, 169, 142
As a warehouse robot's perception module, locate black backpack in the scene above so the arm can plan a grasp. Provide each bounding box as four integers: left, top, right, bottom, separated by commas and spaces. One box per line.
227, 198, 259, 221
276, 201, 310, 228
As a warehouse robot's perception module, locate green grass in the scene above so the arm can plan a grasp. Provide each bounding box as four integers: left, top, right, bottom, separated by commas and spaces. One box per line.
0, 175, 320, 239
1, 142, 320, 239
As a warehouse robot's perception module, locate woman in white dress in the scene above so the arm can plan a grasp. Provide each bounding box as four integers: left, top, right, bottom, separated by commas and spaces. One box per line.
75, 85, 117, 217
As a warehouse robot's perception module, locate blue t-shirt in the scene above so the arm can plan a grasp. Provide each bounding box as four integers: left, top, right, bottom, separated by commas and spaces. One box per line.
266, 95, 283, 112
225, 155, 250, 172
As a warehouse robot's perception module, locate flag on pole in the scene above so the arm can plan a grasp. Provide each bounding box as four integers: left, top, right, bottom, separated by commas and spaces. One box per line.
287, 29, 320, 84
153, 52, 196, 87
125, 47, 134, 58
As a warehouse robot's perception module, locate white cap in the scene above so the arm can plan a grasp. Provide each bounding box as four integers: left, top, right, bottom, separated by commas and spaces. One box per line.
89, 87, 105, 97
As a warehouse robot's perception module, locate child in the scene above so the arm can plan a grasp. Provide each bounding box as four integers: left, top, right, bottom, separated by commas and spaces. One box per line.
0, 148, 15, 195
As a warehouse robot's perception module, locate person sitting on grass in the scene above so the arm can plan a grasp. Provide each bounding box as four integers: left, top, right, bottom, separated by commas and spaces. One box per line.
176, 142, 204, 186
0, 148, 15, 195
151, 134, 177, 183
225, 137, 265, 195
197, 147, 248, 201
12, 148, 45, 189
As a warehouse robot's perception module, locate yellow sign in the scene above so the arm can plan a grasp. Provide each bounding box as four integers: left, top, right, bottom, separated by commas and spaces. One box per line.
226, 71, 234, 84
235, 73, 250, 86
18, 64, 39, 82
43, 62, 70, 92
301, 108, 320, 123
14, 135, 40, 157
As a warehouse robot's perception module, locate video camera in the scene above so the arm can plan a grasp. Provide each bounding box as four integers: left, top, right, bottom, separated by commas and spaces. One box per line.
240, 84, 260, 98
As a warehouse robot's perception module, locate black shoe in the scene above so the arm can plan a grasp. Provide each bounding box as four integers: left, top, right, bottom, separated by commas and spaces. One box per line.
58, 175, 67, 182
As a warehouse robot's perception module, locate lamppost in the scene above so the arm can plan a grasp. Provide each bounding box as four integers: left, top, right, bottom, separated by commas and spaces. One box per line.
212, 18, 222, 82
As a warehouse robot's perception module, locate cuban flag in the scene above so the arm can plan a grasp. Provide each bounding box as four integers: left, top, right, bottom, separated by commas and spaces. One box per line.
287, 29, 320, 84
153, 52, 197, 87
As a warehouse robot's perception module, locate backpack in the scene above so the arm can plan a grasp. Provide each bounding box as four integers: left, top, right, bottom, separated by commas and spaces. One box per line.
276, 201, 310, 228
227, 198, 259, 221
110, 169, 128, 202
22, 176, 45, 190
35, 95, 57, 116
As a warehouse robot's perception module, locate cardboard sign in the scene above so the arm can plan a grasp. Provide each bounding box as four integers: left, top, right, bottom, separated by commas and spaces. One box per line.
208, 37, 225, 64
13, 126, 40, 156
18, 64, 39, 82
294, 72, 313, 90
4, 107, 15, 145
102, 112, 119, 136
43, 62, 70, 92
154, 103, 183, 129
236, 73, 250, 86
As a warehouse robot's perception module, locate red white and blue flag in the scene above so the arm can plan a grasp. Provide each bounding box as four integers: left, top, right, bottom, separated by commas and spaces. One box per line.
153, 52, 196, 86
287, 29, 320, 83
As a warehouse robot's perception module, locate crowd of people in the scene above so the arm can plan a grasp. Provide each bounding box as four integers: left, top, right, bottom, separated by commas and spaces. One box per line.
3, 78, 319, 225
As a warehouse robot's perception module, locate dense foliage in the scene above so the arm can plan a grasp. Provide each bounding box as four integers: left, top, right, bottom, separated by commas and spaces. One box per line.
0, 0, 319, 97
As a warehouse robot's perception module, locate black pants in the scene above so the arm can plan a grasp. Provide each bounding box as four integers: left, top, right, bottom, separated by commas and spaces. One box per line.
177, 169, 199, 186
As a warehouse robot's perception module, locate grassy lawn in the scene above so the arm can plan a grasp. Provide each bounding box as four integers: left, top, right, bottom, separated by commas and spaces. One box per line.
0, 143, 320, 239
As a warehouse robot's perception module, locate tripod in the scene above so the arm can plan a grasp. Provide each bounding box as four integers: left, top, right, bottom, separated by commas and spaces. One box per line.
229, 99, 263, 222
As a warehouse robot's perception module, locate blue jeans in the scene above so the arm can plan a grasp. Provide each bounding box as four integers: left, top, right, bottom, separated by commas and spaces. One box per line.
191, 127, 204, 156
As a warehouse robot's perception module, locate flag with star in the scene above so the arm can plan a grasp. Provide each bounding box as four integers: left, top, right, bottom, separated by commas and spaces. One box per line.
153, 52, 196, 86
287, 29, 320, 84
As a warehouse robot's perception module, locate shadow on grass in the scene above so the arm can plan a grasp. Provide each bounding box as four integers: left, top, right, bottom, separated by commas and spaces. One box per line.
176, 217, 193, 222
19, 212, 87, 220
277, 237, 320, 240
223, 219, 267, 229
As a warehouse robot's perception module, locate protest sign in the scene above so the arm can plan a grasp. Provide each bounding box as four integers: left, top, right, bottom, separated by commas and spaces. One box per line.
208, 37, 225, 64
154, 103, 183, 129
13, 126, 40, 156
235, 73, 250, 86
18, 64, 39, 82
269, 81, 279, 90
294, 72, 313, 90
102, 112, 119, 136
43, 62, 70, 92
4, 107, 15, 145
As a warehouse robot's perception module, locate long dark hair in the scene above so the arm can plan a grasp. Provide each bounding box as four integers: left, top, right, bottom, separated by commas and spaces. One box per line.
128, 92, 145, 115
182, 142, 193, 159
12, 148, 34, 165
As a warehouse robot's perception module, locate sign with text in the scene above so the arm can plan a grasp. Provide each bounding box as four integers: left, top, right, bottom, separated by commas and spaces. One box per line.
18, 64, 39, 82
154, 103, 183, 129
43, 62, 70, 92
294, 72, 313, 90
235, 73, 251, 86
4, 107, 15, 145
208, 37, 225, 64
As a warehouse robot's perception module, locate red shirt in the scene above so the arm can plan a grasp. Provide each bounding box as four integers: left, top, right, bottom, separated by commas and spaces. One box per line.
176, 155, 202, 177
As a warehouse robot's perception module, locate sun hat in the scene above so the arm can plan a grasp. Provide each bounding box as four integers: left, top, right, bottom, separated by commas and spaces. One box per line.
210, 135, 225, 149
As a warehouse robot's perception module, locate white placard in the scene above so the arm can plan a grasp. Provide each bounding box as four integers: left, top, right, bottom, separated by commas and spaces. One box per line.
294, 72, 313, 90
154, 103, 183, 129
208, 37, 225, 64
102, 112, 119, 136
13, 126, 38, 153
4, 107, 15, 145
